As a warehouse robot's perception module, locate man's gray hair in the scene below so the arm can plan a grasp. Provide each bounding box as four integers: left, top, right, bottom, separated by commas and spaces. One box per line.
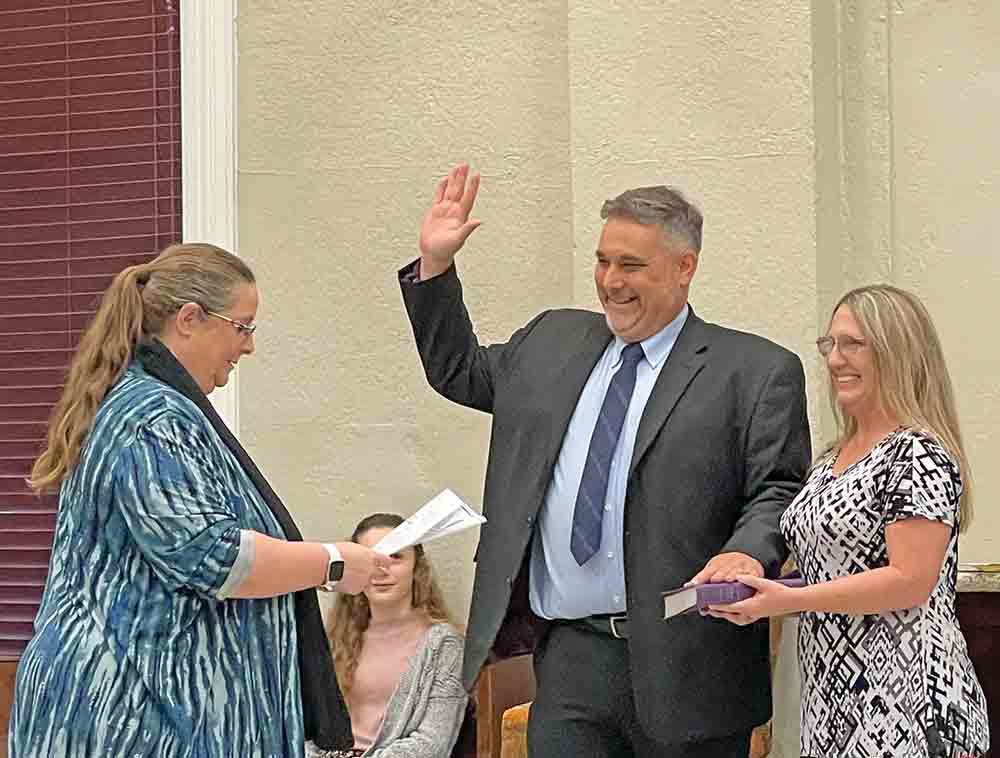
600, 186, 703, 254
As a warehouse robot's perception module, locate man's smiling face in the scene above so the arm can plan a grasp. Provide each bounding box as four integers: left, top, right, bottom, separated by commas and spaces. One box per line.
594, 216, 697, 343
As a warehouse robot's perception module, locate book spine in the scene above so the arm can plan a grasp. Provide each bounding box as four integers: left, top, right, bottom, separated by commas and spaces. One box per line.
696, 583, 754, 612
695, 578, 806, 613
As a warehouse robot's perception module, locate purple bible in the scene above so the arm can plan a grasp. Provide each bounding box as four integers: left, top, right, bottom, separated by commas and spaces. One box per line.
661, 576, 806, 619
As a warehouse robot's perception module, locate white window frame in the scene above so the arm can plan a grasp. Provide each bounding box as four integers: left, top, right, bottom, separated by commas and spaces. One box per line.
180, 0, 240, 432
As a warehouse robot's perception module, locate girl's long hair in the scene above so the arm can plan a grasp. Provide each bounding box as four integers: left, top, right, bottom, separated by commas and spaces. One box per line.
328, 513, 458, 697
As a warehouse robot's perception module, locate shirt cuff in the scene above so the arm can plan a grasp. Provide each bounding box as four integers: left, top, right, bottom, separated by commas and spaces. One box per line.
216, 529, 256, 600
399, 258, 458, 285
399, 258, 422, 284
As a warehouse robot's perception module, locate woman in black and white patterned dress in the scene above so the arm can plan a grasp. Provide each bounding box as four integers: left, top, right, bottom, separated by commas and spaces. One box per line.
710, 285, 989, 758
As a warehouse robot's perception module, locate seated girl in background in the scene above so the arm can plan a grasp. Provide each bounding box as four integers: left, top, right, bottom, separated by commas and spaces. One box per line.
309, 513, 468, 758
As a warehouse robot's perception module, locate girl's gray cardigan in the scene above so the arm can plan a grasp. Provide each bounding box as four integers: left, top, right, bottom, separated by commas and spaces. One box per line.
308, 623, 468, 758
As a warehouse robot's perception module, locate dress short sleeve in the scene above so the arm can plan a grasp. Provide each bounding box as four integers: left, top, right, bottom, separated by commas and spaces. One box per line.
883, 432, 962, 528
113, 413, 243, 598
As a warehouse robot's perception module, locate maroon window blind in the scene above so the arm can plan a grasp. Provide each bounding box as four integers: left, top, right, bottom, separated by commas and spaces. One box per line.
0, 0, 182, 660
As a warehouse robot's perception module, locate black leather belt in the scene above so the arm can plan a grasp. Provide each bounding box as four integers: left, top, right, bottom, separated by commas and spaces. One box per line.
567, 614, 629, 639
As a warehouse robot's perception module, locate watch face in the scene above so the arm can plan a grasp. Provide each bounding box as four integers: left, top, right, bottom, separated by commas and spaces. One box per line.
328, 560, 345, 583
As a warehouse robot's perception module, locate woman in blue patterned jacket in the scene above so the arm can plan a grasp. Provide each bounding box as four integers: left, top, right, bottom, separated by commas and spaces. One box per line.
10, 243, 389, 758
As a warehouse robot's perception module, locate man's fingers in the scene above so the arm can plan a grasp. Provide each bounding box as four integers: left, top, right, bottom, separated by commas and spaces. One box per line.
445, 163, 468, 202
433, 176, 447, 204
690, 563, 727, 584
691, 552, 762, 585
458, 172, 481, 219
742, 558, 765, 578
687, 568, 709, 585
443, 164, 458, 201
693, 560, 730, 584
709, 557, 763, 582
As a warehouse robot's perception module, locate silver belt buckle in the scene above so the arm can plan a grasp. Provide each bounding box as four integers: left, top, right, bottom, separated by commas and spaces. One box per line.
609, 615, 627, 639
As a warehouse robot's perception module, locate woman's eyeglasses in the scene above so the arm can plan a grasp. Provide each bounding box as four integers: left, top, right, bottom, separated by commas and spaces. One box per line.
816, 335, 866, 357
201, 307, 256, 337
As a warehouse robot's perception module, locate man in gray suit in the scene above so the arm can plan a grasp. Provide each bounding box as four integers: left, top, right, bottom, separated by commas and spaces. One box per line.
398, 163, 810, 758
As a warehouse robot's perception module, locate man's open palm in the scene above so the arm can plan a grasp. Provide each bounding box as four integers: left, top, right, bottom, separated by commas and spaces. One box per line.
419, 162, 481, 278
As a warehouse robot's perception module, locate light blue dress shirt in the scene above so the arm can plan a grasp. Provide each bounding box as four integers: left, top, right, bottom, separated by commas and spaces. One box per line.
529, 305, 689, 619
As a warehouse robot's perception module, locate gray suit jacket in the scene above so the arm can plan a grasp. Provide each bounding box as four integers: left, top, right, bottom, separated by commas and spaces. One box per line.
399, 263, 810, 744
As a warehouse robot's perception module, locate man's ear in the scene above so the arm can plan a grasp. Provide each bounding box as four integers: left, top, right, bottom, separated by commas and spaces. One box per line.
174, 302, 204, 338
678, 250, 699, 285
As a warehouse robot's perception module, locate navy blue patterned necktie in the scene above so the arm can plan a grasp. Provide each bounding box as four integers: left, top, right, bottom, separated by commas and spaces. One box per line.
570, 341, 645, 566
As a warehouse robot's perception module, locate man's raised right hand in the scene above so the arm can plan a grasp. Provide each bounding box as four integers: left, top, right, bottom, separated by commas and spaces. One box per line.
418, 162, 481, 280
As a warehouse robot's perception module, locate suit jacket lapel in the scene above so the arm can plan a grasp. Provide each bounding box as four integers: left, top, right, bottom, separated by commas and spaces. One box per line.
630, 311, 710, 476
546, 317, 613, 466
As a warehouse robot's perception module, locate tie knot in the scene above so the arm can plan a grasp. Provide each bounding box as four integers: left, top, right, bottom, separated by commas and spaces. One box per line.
621, 342, 644, 366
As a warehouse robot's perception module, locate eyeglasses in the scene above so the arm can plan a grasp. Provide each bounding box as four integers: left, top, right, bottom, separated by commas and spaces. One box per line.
202, 307, 257, 337
816, 335, 866, 357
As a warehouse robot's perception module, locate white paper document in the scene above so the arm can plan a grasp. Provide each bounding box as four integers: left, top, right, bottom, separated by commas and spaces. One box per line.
372, 489, 486, 556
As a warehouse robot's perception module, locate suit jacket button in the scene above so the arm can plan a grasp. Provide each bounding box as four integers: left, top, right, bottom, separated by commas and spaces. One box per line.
505, 576, 513, 586
526, 515, 534, 525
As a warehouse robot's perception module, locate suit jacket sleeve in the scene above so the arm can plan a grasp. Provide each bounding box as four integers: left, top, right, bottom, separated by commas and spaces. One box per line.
399, 260, 547, 414
721, 350, 811, 577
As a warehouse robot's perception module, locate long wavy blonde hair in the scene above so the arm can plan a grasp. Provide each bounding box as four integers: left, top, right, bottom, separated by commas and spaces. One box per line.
29, 243, 255, 493
328, 513, 459, 698
824, 284, 973, 531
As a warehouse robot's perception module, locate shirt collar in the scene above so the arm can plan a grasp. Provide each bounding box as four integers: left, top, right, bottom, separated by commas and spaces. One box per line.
611, 303, 690, 369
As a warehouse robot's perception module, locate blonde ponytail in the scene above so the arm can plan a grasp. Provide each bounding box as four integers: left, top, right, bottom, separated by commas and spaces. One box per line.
29, 243, 254, 493
29, 265, 147, 492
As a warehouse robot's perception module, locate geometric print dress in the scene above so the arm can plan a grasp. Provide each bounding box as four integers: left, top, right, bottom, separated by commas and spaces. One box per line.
780, 429, 990, 758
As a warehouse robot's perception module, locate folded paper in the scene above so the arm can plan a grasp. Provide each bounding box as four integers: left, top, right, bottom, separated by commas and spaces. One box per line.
373, 489, 486, 556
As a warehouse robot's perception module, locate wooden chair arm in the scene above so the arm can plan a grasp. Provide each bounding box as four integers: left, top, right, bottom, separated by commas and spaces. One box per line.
474, 653, 536, 758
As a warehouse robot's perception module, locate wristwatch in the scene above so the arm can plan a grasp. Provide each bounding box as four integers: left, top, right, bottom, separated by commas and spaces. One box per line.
318, 543, 345, 592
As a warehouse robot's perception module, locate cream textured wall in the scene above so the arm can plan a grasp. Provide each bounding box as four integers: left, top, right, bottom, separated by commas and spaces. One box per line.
806, 0, 999, 561
236, 0, 996, 753
236, 0, 573, 622
890, 0, 1000, 561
